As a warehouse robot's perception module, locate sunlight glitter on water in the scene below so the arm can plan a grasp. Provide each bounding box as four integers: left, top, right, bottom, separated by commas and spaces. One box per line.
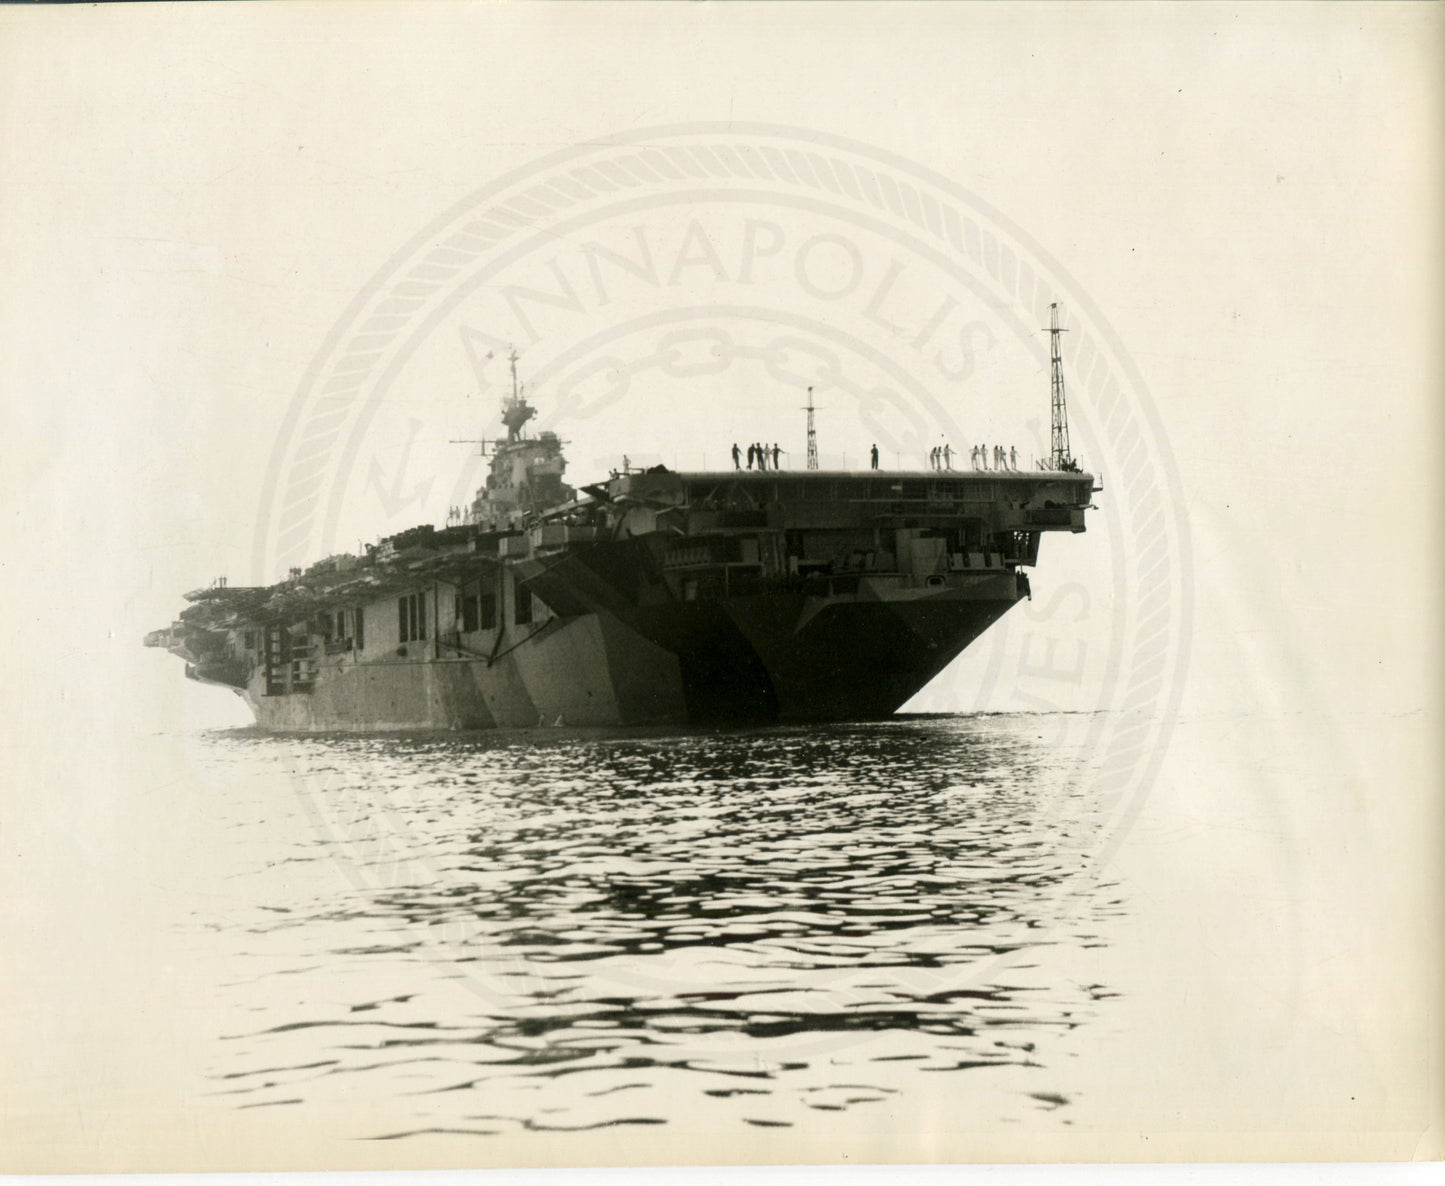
186, 715, 1126, 1140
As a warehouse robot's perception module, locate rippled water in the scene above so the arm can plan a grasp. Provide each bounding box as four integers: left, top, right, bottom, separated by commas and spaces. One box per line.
186, 715, 1126, 1141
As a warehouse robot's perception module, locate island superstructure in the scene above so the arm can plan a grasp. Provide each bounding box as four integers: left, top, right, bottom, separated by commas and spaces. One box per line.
147, 311, 1097, 729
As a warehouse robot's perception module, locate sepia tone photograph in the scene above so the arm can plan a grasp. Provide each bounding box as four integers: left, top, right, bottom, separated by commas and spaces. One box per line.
0, 1, 1440, 1177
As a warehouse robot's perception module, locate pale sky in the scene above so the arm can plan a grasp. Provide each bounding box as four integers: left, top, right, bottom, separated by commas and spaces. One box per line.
2, 2, 1437, 729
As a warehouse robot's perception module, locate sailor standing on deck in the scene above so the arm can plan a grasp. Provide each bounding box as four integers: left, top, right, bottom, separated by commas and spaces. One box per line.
1010, 445, 1018, 471
772, 443, 781, 469
943, 443, 952, 470
746, 443, 755, 470
870, 443, 879, 469
732, 443, 741, 470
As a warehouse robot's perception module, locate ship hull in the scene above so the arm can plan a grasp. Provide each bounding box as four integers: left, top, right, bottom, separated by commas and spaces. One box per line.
245, 583, 1020, 732
155, 466, 1094, 732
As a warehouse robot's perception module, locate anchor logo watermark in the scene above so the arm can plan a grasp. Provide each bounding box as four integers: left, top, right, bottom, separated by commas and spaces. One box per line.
249, 124, 1193, 1038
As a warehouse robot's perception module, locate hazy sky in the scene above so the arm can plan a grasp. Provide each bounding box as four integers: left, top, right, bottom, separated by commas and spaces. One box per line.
2, 2, 1437, 730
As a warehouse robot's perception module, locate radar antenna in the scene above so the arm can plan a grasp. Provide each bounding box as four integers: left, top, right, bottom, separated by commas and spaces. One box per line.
499, 347, 535, 442
1045, 303, 1073, 470
803, 386, 819, 470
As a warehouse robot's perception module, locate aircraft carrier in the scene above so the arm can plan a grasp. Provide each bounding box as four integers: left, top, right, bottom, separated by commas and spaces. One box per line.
147, 308, 1096, 729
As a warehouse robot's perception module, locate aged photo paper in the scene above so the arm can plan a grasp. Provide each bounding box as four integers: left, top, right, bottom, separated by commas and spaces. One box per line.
0, 1, 1440, 1174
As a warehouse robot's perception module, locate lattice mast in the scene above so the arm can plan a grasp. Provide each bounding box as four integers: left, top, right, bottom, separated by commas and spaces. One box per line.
500, 347, 536, 442
1047, 303, 1072, 470
453, 346, 533, 460
804, 386, 819, 471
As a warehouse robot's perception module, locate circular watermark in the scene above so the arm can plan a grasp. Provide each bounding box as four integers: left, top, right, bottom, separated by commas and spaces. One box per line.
249, 123, 1192, 1028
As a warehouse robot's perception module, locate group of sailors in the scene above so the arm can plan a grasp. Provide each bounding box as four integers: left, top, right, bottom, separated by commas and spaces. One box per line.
927, 443, 1020, 472
724, 439, 1021, 472
733, 442, 782, 470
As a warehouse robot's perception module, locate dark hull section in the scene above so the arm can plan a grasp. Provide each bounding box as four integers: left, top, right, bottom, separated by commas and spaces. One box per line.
245, 580, 1021, 732
741, 594, 1016, 722
623, 591, 1017, 724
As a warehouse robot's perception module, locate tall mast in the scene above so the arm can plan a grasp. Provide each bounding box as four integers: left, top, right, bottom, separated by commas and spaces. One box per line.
804, 386, 819, 470
499, 346, 535, 442
1046, 302, 1072, 470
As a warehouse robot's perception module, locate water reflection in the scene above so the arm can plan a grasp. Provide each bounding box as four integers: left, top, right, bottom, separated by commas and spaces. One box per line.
195, 716, 1124, 1137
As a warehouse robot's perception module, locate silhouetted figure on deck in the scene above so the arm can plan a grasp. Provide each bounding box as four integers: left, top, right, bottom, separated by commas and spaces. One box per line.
746, 444, 755, 470
732, 443, 741, 470
870, 443, 879, 469
943, 443, 952, 470
1010, 445, 1018, 471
